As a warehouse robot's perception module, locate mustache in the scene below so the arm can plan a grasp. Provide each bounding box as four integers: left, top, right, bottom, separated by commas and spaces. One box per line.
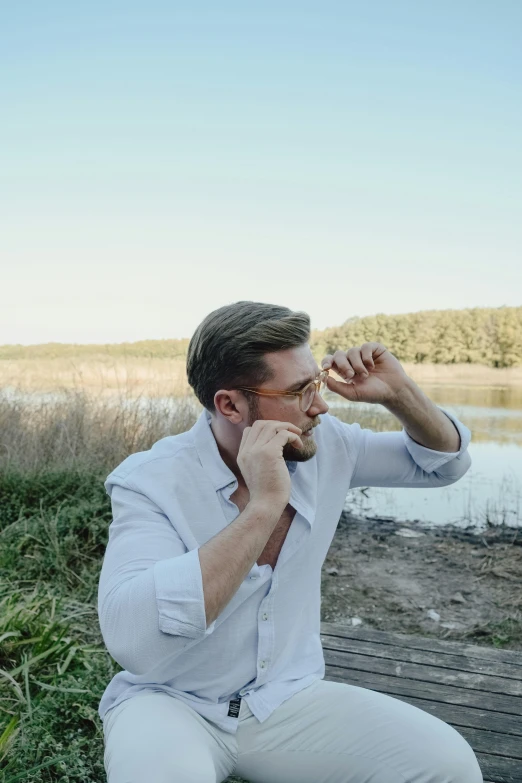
303, 419, 321, 433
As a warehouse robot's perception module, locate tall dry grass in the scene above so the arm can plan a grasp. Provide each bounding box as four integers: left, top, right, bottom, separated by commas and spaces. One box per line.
0, 356, 190, 398
0, 388, 200, 474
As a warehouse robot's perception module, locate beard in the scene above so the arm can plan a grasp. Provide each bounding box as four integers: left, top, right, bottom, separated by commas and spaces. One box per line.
246, 396, 319, 462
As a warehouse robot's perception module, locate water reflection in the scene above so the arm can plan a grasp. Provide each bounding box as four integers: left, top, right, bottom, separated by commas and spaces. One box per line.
419, 383, 522, 411
324, 396, 522, 447
324, 384, 522, 530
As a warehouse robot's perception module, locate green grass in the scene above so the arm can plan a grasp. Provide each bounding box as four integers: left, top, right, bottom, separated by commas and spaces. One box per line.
0, 468, 119, 782
466, 617, 522, 649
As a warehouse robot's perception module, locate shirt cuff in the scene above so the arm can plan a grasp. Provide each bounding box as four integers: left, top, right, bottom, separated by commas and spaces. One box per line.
401, 407, 472, 474
153, 547, 217, 638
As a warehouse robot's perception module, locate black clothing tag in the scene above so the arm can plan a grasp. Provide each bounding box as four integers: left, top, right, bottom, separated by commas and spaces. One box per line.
227, 697, 241, 718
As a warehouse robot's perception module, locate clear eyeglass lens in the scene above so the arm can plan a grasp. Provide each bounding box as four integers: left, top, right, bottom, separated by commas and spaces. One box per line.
301, 372, 327, 411
301, 383, 315, 412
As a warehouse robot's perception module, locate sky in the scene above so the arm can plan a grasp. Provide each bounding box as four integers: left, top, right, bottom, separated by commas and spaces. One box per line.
2, 1, 521, 345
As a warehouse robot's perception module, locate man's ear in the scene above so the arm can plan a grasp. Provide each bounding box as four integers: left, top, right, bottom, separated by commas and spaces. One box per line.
213, 389, 247, 424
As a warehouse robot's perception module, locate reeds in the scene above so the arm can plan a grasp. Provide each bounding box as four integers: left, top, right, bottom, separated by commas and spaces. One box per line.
0, 356, 190, 397
0, 387, 200, 474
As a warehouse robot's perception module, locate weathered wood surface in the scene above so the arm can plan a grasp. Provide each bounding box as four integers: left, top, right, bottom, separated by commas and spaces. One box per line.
320, 623, 522, 783
227, 625, 521, 783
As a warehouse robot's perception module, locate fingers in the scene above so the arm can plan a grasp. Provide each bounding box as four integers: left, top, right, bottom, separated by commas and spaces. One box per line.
272, 429, 304, 451
360, 344, 376, 370
322, 345, 376, 382
322, 350, 356, 382
254, 420, 303, 448
241, 420, 302, 450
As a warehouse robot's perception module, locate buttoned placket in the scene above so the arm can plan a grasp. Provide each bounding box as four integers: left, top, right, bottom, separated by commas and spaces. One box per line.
222, 484, 312, 706
224, 483, 275, 683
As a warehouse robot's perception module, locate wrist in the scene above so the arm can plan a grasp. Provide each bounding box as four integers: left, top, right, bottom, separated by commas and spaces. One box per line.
247, 495, 287, 518
382, 376, 419, 411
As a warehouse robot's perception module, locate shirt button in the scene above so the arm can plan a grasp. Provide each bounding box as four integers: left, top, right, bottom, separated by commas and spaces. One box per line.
262, 613, 268, 621
259, 661, 266, 669
250, 574, 258, 580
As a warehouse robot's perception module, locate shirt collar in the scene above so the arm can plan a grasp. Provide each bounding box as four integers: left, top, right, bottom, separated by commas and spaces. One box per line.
192, 409, 298, 492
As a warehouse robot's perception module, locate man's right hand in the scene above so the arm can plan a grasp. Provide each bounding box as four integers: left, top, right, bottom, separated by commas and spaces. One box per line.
237, 420, 303, 508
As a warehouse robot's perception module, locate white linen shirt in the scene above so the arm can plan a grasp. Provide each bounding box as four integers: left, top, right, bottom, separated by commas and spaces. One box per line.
97, 407, 472, 733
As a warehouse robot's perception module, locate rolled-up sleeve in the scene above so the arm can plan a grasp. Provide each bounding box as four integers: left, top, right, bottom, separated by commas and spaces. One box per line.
153, 549, 213, 636
97, 476, 216, 676
334, 407, 472, 490
401, 408, 471, 473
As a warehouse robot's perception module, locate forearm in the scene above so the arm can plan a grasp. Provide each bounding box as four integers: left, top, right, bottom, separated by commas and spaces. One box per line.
198, 499, 283, 628
383, 378, 461, 452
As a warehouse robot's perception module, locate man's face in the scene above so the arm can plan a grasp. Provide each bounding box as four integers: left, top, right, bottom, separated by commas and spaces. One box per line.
246, 344, 329, 462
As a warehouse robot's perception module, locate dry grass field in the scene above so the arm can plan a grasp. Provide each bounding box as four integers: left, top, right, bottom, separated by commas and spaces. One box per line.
1, 356, 521, 399
0, 356, 191, 398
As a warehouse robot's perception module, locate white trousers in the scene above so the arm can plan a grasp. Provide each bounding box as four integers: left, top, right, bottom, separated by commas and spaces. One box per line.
102, 678, 483, 783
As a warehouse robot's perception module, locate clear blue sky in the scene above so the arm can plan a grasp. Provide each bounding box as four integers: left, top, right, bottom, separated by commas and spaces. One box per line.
2, 1, 521, 344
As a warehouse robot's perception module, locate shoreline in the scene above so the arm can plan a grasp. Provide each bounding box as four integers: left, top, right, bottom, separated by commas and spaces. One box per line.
321, 511, 522, 650
400, 362, 522, 389
338, 511, 521, 544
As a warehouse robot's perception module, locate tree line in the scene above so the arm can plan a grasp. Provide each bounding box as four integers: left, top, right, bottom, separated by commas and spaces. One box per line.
310, 305, 522, 368
1, 305, 521, 368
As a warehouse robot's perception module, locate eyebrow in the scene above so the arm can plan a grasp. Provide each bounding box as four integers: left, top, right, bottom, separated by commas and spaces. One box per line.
285, 370, 322, 392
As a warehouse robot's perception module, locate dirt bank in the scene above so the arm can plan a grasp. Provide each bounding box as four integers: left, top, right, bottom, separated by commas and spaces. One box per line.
321, 513, 522, 649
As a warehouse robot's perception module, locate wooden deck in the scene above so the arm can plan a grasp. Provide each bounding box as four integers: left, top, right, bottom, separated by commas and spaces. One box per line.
320, 622, 522, 783
227, 624, 521, 782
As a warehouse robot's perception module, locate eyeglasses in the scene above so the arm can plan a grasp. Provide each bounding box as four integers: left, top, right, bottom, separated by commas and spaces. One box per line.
236, 369, 329, 412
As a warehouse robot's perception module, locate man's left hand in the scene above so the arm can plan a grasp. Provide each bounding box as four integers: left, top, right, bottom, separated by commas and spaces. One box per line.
321, 343, 410, 405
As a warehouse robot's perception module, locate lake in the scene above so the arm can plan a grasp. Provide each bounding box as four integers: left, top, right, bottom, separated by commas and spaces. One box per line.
326, 384, 522, 531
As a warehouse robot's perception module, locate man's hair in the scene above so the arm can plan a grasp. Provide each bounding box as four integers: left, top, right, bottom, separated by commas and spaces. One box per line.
187, 301, 311, 412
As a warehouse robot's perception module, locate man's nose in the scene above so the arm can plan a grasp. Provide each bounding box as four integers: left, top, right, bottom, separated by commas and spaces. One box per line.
308, 390, 329, 416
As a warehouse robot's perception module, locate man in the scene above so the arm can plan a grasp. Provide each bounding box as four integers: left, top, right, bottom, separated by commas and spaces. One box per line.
98, 301, 482, 783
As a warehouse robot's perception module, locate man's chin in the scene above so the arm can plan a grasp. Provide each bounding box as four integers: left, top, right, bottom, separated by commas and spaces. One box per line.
283, 436, 317, 462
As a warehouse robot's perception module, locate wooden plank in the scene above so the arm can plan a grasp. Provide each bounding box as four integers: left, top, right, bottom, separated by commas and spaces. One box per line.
321, 622, 522, 666
325, 665, 522, 720
322, 647, 522, 696
320, 633, 522, 683
475, 752, 522, 783
445, 722, 521, 761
